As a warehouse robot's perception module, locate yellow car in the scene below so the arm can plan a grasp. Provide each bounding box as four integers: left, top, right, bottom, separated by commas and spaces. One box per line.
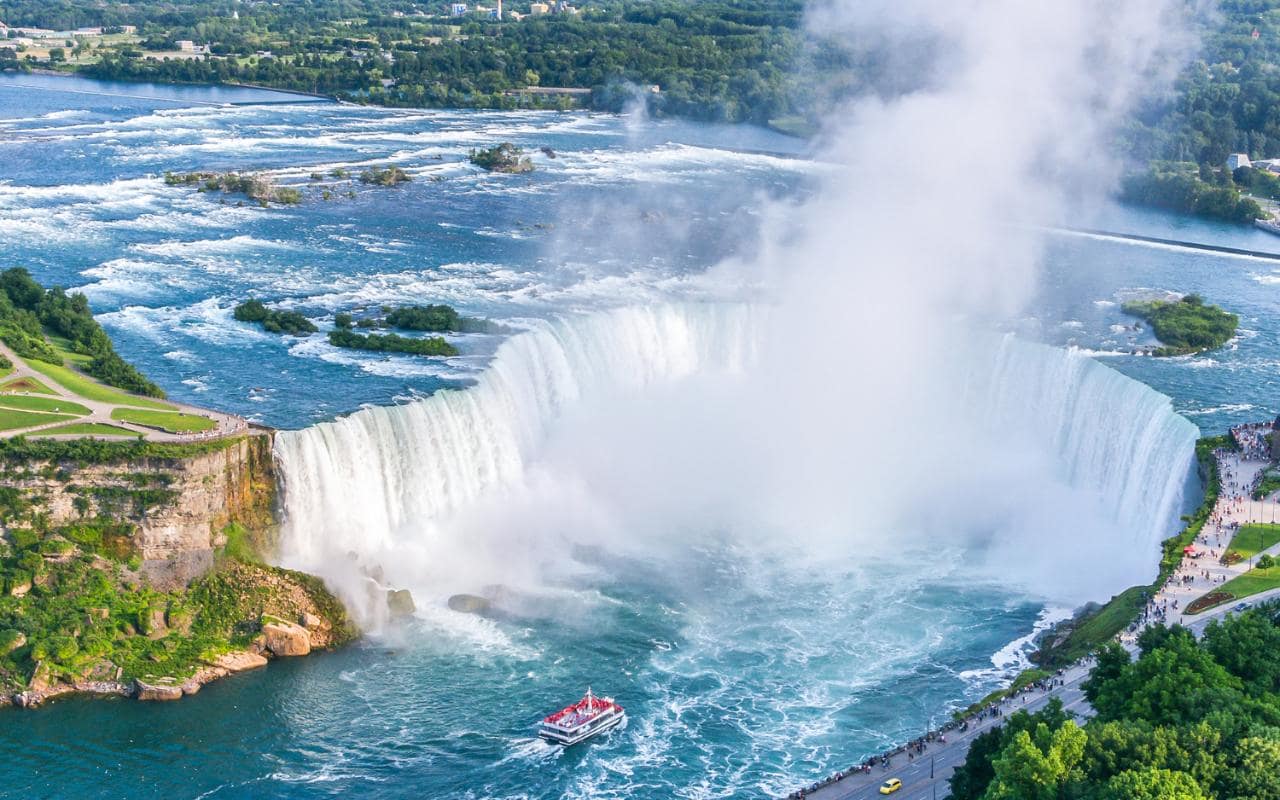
879, 778, 902, 794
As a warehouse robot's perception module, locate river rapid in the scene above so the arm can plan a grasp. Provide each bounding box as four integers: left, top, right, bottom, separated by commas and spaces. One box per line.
0, 74, 1271, 799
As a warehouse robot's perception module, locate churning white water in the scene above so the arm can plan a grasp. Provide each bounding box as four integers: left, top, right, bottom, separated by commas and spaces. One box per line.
273, 303, 1196, 625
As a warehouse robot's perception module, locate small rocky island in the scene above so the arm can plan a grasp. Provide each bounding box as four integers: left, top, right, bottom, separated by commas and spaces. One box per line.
1122, 293, 1238, 356
470, 143, 535, 174
166, 164, 412, 206
164, 171, 302, 206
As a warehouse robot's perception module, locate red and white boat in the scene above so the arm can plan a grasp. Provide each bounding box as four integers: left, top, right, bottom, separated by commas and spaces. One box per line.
538, 688, 625, 745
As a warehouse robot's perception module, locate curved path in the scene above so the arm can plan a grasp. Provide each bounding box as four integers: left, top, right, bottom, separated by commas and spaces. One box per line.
0, 341, 246, 442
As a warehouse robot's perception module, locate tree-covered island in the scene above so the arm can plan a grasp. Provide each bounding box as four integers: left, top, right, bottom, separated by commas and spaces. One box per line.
1121, 294, 1239, 357
470, 143, 534, 173
232, 300, 318, 336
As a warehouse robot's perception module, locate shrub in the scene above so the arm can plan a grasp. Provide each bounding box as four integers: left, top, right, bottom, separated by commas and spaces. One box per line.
328, 328, 458, 356
233, 300, 317, 336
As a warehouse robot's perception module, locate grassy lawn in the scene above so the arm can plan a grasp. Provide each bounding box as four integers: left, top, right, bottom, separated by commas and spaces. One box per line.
0, 409, 77, 432
32, 422, 138, 438
26, 359, 173, 411
0, 376, 57, 395
0, 364, 10, 381
0, 395, 91, 416
110, 408, 216, 433
1191, 565, 1280, 613
1225, 524, 1280, 562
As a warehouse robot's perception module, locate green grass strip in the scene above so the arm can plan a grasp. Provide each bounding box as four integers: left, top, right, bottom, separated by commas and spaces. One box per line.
0, 394, 91, 416
0, 409, 77, 432
26, 359, 173, 410
110, 408, 216, 433
1197, 565, 1280, 613
1225, 524, 1280, 561
31, 423, 138, 438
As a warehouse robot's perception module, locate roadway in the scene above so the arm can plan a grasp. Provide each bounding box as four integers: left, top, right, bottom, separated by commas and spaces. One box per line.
799, 446, 1280, 800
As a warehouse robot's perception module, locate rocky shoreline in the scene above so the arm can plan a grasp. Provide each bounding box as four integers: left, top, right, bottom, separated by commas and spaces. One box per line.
8, 613, 327, 708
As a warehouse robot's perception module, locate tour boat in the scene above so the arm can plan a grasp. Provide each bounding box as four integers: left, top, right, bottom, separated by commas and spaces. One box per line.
1256, 218, 1280, 236
538, 688, 626, 745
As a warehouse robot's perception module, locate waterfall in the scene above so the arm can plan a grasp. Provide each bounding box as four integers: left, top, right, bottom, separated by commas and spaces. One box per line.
274, 303, 1198, 620
975, 336, 1199, 549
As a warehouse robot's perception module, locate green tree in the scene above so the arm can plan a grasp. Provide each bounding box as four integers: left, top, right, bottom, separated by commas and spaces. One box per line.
1102, 767, 1208, 800
984, 720, 1086, 800
1220, 736, 1280, 800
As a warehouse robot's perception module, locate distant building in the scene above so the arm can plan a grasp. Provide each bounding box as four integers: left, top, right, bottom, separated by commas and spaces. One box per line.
450, 3, 468, 16
176, 40, 196, 51
119, 25, 137, 34
529, 2, 549, 14
73, 27, 103, 36
1227, 153, 1252, 171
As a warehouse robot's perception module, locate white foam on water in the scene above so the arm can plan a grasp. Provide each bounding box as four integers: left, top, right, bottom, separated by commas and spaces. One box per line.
1182, 403, 1257, 416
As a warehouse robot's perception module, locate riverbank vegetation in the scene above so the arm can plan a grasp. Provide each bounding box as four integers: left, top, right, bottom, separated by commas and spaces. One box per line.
1119, 165, 1264, 224
1121, 294, 1239, 356
0, 268, 164, 398
957, 610, 1280, 800
0, 516, 355, 700
233, 300, 318, 336
0, 433, 245, 467
3, 0, 837, 126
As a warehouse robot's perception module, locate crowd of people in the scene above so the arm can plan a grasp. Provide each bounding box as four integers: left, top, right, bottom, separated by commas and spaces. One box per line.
1126, 428, 1280, 639
1233, 421, 1275, 461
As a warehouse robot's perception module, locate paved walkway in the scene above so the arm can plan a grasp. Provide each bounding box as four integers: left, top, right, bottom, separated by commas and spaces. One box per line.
798, 433, 1280, 800
1128, 447, 1280, 636
0, 341, 247, 442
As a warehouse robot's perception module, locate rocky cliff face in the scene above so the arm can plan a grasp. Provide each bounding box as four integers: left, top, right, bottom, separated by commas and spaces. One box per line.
0, 432, 358, 707
1, 432, 276, 588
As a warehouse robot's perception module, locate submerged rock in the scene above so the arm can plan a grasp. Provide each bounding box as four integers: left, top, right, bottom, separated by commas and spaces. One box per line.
387, 588, 416, 618
447, 594, 491, 614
